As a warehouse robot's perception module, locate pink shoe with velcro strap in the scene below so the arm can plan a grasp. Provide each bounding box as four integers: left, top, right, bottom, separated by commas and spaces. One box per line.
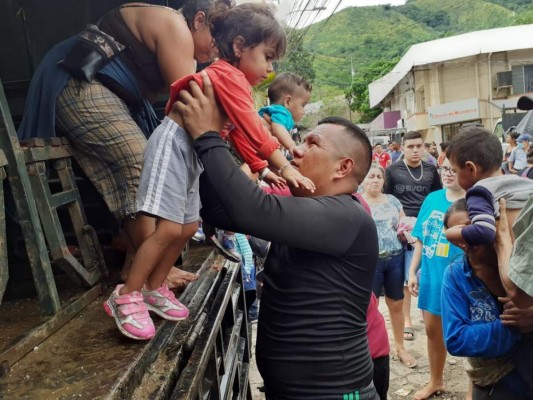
142, 283, 189, 321
104, 284, 155, 340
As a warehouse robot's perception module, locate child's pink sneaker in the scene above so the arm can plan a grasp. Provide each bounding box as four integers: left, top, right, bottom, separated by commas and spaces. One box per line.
142, 284, 189, 321
103, 284, 155, 340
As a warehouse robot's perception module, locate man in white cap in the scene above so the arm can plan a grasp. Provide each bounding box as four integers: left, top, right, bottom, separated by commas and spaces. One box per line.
509, 133, 530, 174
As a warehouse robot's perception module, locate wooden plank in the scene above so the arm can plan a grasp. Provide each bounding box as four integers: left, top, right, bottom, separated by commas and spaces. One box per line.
23, 145, 72, 163
0, 150, 7, 167
27, 159, 100, 286
0, 283, 102, 373
54, 156, 107, 280
0, 79, 60, 315
50, 189, 78, 208
0, 156, 8, 304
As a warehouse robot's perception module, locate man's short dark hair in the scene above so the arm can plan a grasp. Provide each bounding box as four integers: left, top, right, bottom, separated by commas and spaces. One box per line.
267, 72, 312, 104
403, 131, 422, 143
447, 126, 503, 173
318, 116, 372, 183
440, 141, 450, 152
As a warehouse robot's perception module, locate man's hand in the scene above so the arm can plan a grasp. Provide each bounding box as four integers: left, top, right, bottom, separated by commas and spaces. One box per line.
499, 296, 533, 333
174, 71, 226, 139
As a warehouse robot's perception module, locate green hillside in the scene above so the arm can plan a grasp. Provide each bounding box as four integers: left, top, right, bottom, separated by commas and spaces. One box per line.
297, 0, 517, 102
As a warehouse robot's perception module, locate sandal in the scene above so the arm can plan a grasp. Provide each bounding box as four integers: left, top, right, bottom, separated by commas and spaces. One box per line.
404, 326, 415, 341
395, 349, 417, 368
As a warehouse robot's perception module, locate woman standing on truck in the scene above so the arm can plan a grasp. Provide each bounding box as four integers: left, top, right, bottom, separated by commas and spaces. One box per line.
18, 0, 231, 288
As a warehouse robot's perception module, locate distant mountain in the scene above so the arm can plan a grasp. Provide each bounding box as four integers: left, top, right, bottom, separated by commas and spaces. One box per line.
299, 0, 519, 98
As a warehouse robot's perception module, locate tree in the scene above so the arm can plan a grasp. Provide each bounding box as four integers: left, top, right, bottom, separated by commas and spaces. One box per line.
345, 59, 398, 123
277, 28, 316, 83
514, 4, 533, 25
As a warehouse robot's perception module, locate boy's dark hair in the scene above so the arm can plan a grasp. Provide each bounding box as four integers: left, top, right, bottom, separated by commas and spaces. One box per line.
181, 0, 234, 29
267, 72, 312, 104
403, 131, 422, 143
444, 198, 467, 229
527, 146, 533, 164
209, 3, 286, 64
447, 126, 503, 172
440, 141, 450, 152
318, 116, 372, 183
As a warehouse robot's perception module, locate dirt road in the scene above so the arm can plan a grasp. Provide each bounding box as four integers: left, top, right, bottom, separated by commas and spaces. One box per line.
248, 299, 469, 399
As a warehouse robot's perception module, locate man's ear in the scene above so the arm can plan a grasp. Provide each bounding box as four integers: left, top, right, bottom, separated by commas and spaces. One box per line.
335, 157, 355, 179
193, 11, 206, 29
232, 36, 245, 57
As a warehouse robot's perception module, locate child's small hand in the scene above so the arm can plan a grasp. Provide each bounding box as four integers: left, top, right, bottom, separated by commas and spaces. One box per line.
280, 165, 315, 192
408, 274, 419, 297
263, 170, 287, 190
445, 225, 469, 251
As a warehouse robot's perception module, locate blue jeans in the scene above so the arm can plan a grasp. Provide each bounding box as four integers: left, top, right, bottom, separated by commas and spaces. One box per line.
373, 251, 404, 300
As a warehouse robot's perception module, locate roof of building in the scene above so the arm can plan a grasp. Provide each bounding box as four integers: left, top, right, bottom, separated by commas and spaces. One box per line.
369, 24, 533, 108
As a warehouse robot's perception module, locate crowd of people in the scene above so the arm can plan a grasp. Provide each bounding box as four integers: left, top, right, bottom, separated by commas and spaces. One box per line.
16, 0, 533, 399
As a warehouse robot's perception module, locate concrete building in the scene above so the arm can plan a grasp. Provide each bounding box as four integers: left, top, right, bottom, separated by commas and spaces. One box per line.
368, 24, 533, 143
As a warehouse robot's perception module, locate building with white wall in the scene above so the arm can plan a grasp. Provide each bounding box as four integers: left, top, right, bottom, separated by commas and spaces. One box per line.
368, 24, 533, 143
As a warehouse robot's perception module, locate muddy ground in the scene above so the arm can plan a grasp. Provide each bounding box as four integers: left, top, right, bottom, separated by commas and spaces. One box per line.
248, 298, 469, 400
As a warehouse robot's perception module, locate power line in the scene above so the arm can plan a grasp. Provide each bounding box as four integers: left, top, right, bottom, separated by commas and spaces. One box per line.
286, 0, 327, 44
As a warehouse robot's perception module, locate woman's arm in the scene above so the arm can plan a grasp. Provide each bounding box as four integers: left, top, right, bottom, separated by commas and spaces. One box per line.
495, 199, 533, 308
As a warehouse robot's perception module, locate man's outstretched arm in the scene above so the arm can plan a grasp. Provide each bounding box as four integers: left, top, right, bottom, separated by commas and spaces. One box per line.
173, 72, 370, 256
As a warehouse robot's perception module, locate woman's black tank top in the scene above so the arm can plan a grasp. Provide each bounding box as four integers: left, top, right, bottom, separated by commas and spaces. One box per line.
98, 4, 168, 97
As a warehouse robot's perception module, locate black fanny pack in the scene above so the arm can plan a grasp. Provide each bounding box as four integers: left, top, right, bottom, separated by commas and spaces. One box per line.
59, 24, 125, 82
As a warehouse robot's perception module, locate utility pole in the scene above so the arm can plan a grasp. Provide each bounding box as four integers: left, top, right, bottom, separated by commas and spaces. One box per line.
348, 55, 354, 121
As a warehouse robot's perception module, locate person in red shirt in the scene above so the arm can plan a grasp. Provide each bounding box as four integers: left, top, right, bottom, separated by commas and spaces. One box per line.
167, 4, 314, 190
372, 143, 391, 168
104, 3, 315, 341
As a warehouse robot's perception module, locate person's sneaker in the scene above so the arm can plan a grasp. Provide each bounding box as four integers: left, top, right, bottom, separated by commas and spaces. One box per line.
211, 235, 242, 263
103, 284, 155, 340
192, 223, 206, 242
142, 284, 189, 321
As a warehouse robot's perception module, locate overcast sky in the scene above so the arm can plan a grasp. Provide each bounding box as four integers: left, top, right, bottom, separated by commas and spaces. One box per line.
280, 0, 407, 27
